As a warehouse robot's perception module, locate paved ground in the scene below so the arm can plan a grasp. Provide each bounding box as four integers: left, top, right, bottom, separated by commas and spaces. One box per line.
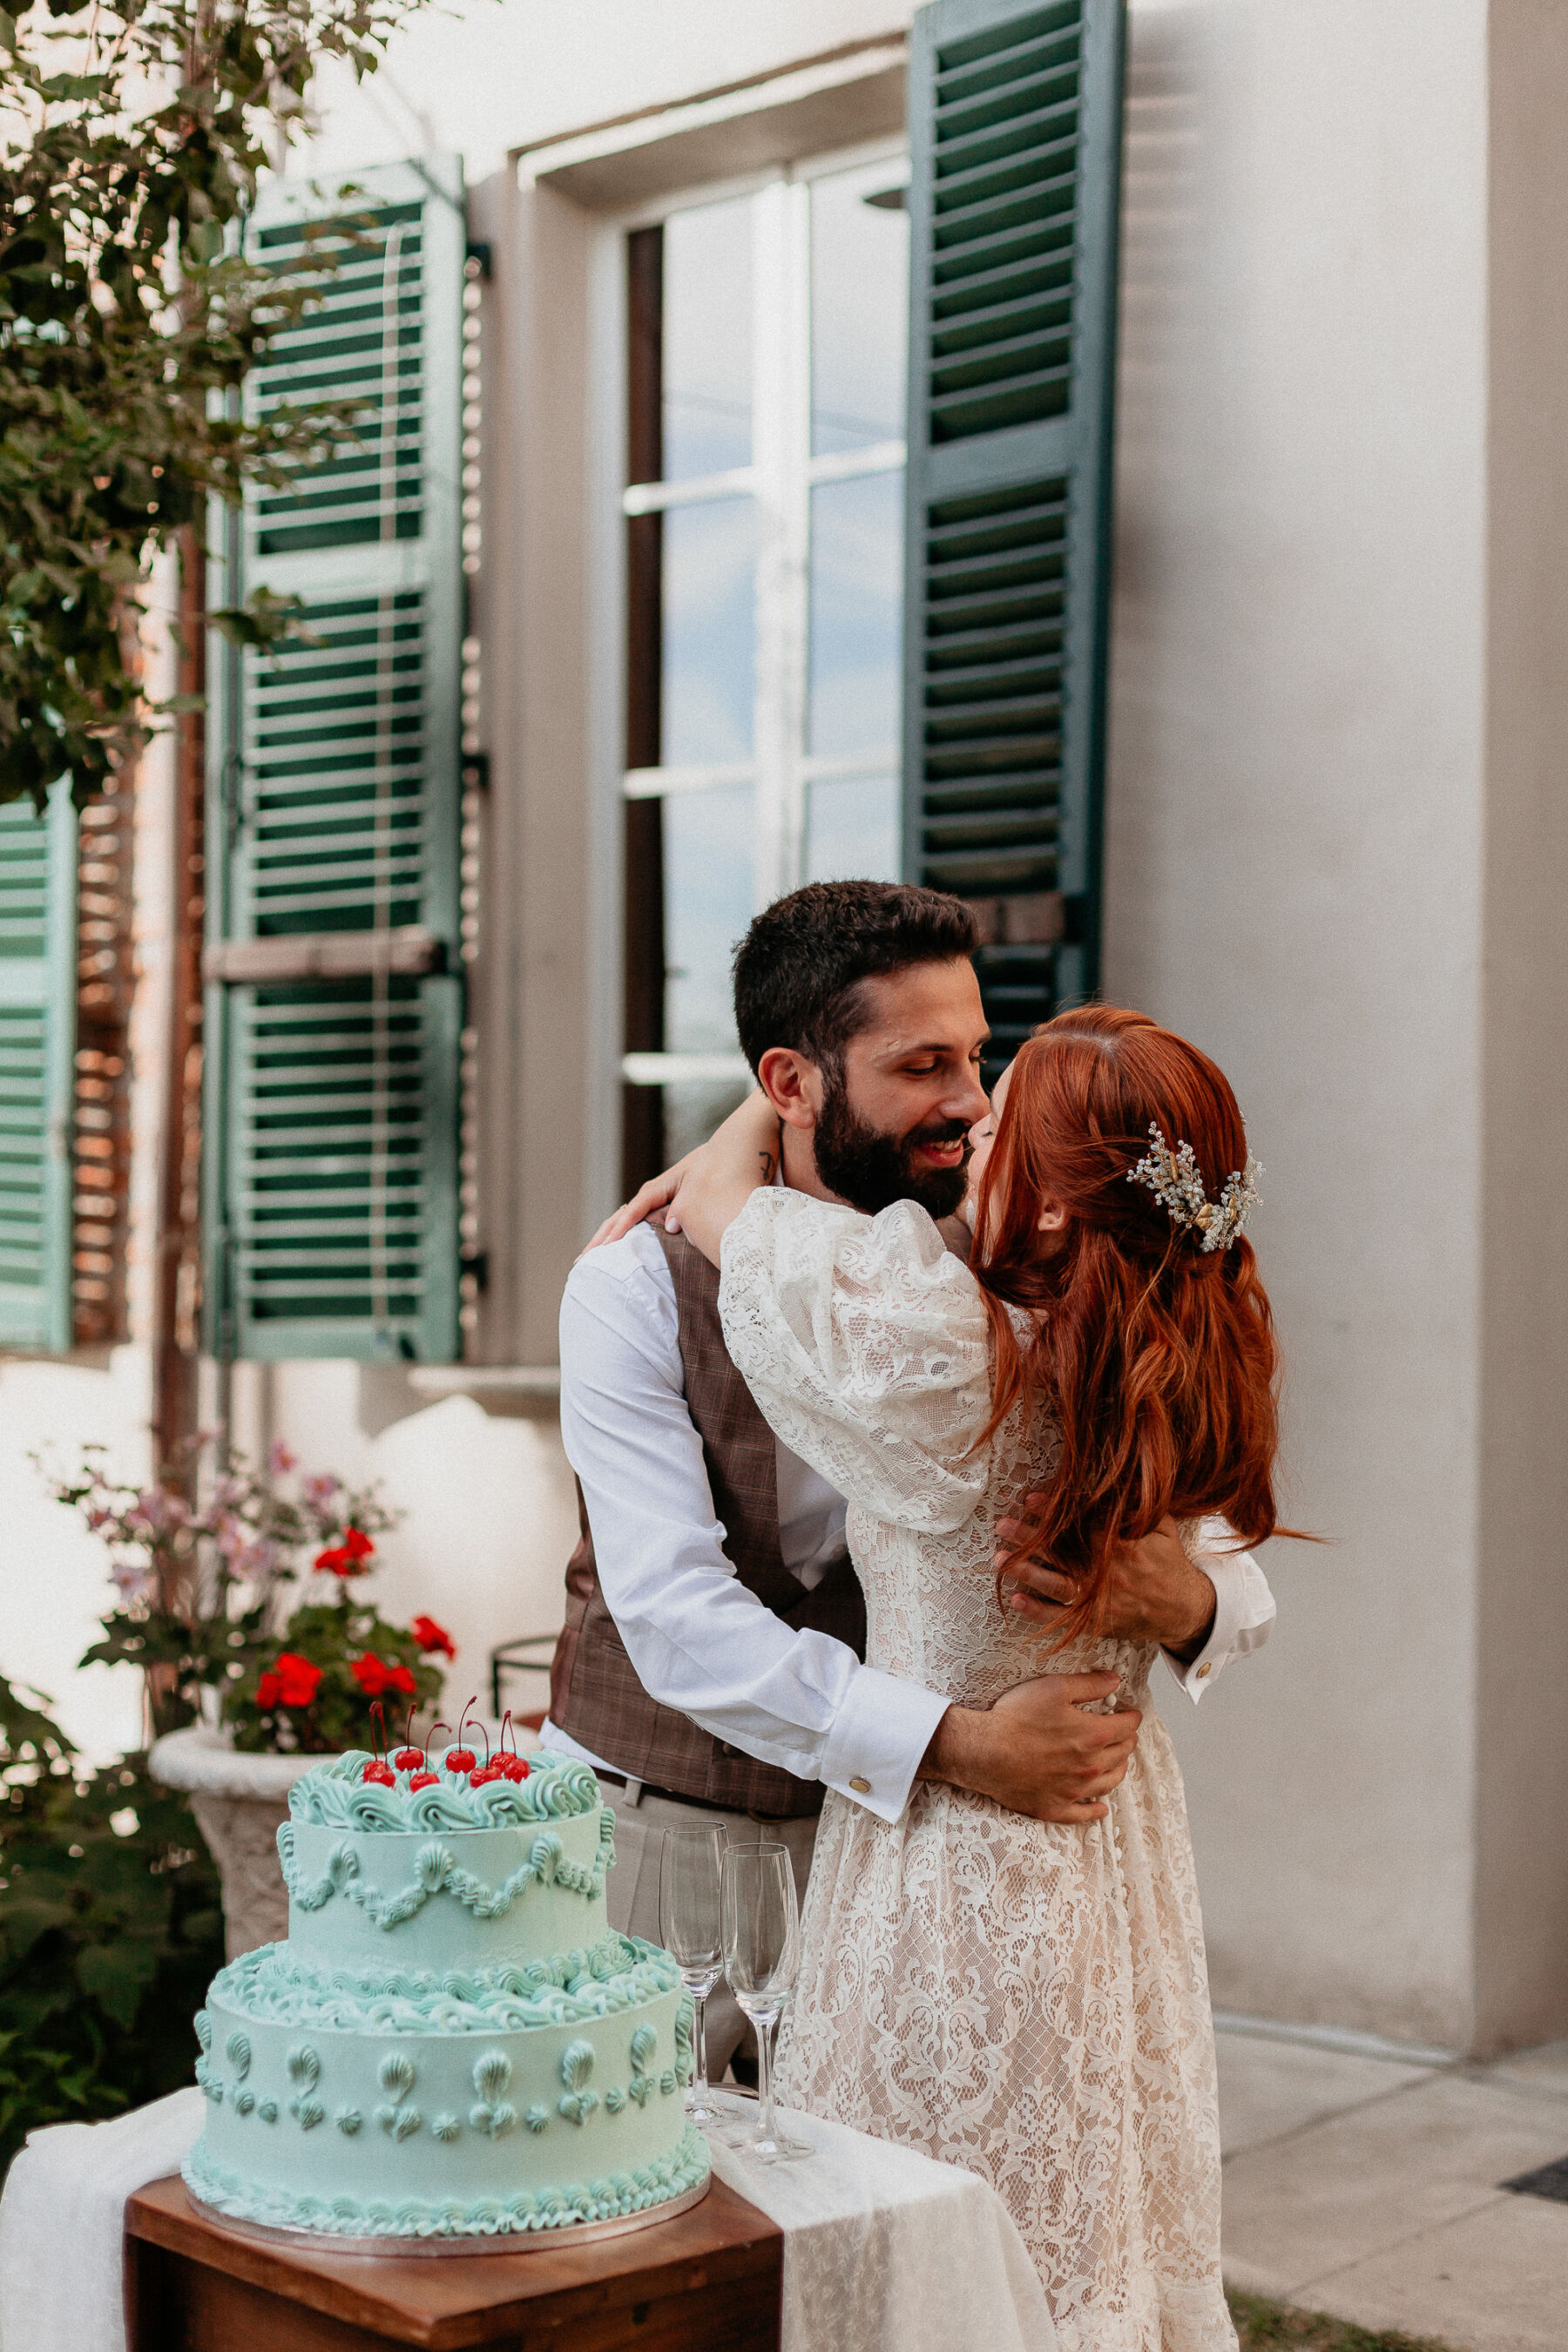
1217, 2023, 1568, 2351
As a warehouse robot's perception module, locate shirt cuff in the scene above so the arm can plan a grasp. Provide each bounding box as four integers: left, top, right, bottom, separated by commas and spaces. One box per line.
1162, 1528, 1276, 1704
818, 1665, 951, 1824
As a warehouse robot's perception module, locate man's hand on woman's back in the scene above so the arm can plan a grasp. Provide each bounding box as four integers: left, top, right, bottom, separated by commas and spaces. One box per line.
918, 1671, 1141, 1824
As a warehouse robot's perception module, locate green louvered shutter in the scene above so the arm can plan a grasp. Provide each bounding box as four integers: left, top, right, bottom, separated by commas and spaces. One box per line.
902, 0, 1124, 1077
0, 782, 76, 1350
204, 159, 465, 1362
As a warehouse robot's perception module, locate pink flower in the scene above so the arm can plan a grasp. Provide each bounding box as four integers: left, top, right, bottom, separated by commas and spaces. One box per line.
268, 1440, 297, 1476
125, 1488, 187, 1536
303, 1473, 341, 1511
111, 1560, 154, 1604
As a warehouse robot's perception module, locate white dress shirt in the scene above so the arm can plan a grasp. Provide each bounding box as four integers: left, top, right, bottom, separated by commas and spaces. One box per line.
547, 1220, 1275, 1825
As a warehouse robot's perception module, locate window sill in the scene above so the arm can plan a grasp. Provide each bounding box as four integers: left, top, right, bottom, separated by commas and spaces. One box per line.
406, 1364, 561, 1403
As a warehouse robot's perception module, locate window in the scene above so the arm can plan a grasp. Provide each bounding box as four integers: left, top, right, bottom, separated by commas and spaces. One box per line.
619, 153, 910, 1186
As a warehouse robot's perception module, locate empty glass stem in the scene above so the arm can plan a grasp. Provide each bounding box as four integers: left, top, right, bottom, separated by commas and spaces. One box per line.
682, 1970, 721, 2123
753, 2001, 781, 2147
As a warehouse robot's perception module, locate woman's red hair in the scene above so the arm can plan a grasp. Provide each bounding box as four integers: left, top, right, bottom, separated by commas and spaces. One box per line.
972, 1004, 1281, 1647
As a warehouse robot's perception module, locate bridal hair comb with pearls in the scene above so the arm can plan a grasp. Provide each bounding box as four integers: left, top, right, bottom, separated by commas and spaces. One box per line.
1126, 1124, 1262, 1254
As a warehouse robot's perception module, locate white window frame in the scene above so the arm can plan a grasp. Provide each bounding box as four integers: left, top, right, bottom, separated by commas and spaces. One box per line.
585, 135, 910, 1115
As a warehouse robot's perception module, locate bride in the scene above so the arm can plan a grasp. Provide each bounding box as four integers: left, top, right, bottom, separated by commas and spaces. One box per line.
618, 1004, 1284, 2352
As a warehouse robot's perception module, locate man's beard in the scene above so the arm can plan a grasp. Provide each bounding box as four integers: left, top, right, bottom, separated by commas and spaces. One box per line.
812, 1066, 973, 1220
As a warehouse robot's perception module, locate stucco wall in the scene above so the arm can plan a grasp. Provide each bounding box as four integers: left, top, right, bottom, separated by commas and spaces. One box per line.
238, 1365, 580, 1724
1472, 0, 1568, 2057
1108, 0, 1511, 2051
300, 0, 915, 181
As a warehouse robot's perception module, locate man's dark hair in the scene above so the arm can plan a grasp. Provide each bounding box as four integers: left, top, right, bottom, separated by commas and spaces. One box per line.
732, 880, 979, 1075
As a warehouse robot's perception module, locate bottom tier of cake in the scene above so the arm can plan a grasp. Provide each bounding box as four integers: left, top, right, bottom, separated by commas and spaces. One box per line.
184, 1937, 706, 2239
183, 2120, 711, 2240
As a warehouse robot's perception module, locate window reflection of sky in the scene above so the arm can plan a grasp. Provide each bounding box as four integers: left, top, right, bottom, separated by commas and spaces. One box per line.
809, 470, 902, 760
662, 499, 755, 765
811, 166, 909, 456
663, 199, 753, 480
665, 782, 753, 1053
807, 774, 899, 885
631, 161, 911, 1124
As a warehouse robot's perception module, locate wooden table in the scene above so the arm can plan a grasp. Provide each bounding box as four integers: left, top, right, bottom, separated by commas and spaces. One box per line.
125, 2173, 782, 2351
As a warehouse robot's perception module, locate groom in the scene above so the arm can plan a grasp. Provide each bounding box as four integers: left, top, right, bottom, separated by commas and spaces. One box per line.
544, 882, 1274, 2069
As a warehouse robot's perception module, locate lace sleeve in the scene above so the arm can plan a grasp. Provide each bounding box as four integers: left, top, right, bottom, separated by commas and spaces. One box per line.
717, 1190, 996, 1533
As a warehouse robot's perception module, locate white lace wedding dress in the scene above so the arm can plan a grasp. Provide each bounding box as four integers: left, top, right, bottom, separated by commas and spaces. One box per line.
718, 1189, 1237, 2352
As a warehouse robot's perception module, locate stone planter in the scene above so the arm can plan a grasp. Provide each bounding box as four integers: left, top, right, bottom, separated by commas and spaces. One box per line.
148, 1725, 335, 1960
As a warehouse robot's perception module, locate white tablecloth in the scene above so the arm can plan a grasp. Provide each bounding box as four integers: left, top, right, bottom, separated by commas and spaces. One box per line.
0, 2090, 1054, 2352
709, 2102, 1056, 2352
0, 2087, 205, 2352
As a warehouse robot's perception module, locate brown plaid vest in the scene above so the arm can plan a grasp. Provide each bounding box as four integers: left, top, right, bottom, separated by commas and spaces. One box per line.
548, 1223, 867, 1818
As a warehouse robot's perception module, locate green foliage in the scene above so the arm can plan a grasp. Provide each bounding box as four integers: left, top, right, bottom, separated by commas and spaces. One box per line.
0, 1670, 224, 2179
1227, 2289, 1458, 2352
0, 0, 434, 808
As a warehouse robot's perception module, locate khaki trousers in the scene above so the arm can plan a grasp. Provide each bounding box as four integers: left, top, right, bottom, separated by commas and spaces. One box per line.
598, 1783, 819, 2081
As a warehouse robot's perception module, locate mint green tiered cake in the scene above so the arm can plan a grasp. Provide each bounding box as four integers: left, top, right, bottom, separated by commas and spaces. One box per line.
183, 1751, 707, 2240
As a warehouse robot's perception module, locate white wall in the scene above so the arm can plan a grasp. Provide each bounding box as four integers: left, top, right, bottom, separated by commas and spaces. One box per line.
0, 1349, 151, 1757
246, 1367, 580, 1722
1472, 0, 1568, 2057
1105, 0, 1568, 2057
299, 0, 913, 183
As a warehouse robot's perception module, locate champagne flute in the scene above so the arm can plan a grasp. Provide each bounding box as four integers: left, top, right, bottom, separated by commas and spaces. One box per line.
658, 1823, 727, 2126
721, 1841, 812, 2163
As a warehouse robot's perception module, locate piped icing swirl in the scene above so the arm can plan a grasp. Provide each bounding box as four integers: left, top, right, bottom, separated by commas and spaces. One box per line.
288, 1749, 600, 1832
210, 1933, 681, 2034
184, 2121, 709, 2237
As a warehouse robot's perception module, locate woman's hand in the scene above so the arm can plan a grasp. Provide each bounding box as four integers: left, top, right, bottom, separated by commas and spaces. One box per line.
579, 1092, 782, 1262
580, 1158, 698, 1255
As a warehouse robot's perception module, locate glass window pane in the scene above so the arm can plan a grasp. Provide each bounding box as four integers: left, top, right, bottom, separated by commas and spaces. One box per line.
811, 163, 909, 457
662, 1077, 753, 1163
663, 198, 753, 480
665, 782, 753, 1053
808, 471, 902, 759
807, 774, 899, 885
663, 499, 755, 765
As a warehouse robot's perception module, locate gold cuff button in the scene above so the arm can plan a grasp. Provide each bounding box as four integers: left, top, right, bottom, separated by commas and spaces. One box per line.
848, 1775, 872, 1794
1195, 1662, 1212, 1679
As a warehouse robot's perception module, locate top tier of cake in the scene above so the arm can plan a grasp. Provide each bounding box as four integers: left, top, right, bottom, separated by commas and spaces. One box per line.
279, 1749, 613, 1979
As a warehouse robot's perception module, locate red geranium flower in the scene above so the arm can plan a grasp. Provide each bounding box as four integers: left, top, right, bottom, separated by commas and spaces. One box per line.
272, 1652, 322, 1708
351, 1655, 417, 1700
409, 1614, 456, 1659
315, 1526, 375, 1578
256, 1669, 282, 1709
